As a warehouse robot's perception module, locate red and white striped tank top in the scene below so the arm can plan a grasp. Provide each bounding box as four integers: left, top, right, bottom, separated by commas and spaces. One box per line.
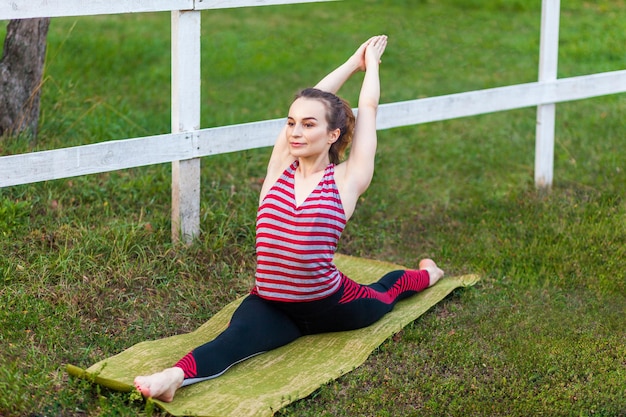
254, 160, 347, 302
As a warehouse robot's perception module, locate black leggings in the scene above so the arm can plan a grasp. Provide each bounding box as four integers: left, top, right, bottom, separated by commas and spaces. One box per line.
175, 269, 429, 386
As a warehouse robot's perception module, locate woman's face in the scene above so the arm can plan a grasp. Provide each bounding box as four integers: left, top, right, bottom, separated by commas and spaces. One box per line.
286, 98, 339, 159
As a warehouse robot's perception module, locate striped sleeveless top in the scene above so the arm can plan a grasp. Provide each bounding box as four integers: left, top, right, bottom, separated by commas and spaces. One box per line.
254, 160, 347, 302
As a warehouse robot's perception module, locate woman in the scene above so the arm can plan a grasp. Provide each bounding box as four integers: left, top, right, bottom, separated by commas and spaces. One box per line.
134, 35, 443, 402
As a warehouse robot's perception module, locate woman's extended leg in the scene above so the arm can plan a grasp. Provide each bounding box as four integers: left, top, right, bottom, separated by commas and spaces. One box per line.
134, 294, 302, 402
301, 259, 444, 333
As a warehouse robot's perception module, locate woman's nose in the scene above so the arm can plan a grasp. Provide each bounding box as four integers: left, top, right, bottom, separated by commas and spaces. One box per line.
291, 123, 302, 136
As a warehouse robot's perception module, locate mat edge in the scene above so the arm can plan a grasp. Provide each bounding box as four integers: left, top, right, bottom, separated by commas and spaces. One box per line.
66, 363, 134, 393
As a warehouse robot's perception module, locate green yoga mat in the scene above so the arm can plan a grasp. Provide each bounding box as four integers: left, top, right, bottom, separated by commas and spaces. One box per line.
67, 254, 479, 416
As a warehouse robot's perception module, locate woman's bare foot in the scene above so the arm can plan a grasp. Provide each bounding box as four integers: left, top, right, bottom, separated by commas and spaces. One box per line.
134, 367, 184, 403
419, 258, 444, 287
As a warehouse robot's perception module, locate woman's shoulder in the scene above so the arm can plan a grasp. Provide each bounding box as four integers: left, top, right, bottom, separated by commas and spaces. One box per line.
259, 159, 297, 202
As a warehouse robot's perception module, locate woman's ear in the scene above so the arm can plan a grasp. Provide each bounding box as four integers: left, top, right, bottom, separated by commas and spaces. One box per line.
328, 128, 341, 144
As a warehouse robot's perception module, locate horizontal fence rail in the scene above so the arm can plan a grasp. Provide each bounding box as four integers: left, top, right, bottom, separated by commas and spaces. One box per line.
0, 0, 332, 19
2, 69, 625, 188
376, 70, 626, 130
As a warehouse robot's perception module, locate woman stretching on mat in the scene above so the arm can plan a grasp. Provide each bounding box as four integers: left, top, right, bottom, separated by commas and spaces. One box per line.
134, 35, 443, 402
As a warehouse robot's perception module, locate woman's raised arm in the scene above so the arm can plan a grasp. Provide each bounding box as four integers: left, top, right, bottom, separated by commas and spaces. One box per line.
341, 35, 387, 196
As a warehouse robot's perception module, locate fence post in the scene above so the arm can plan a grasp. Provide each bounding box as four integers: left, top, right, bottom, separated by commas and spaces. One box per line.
535, 0, 560, 190
171, 10, 201, 243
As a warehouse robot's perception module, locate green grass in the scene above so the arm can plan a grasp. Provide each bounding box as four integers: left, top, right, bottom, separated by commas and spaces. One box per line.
1, 0, 625, 416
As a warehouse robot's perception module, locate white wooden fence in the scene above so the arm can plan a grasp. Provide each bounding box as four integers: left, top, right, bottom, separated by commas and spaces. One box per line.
1, 0, 625, 243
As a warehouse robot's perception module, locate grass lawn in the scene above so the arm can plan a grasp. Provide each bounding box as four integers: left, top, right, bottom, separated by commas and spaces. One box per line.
1, 0, 625, 416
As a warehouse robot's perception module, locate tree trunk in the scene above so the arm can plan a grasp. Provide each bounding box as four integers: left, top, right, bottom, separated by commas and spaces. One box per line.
0, 18, 50, 139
